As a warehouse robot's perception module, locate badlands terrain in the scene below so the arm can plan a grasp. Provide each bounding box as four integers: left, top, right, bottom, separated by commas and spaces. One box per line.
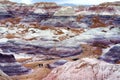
0, 0, 120, 80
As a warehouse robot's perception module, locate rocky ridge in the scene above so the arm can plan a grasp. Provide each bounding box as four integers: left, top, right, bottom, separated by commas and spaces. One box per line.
43, 58, 120, 80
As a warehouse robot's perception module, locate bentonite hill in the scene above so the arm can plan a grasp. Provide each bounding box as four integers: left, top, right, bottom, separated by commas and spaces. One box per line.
0, 0, 120, 80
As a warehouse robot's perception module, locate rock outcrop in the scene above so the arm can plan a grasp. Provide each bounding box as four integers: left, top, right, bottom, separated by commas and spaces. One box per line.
0, 53, 31, 76
43, 58, 120, 80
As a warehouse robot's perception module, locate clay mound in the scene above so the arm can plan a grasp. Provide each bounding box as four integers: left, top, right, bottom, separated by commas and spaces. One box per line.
0, 41, 82, 58
0, 4, 13, 19
43, 58, 120, 80
0, 69, 12, 80
0, 5, 7, 13
0, 53, 31, 76
33, 8, 47, 14
99, 45, 120, 63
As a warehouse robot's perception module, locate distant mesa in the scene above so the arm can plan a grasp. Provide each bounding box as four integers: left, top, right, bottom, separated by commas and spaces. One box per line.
60, 3, 77, 6
54, 6, 75, 16
34, 2, 58, 8
0, 0, 17, 6
99, 1, 120, 6
0, 0, 9, 2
